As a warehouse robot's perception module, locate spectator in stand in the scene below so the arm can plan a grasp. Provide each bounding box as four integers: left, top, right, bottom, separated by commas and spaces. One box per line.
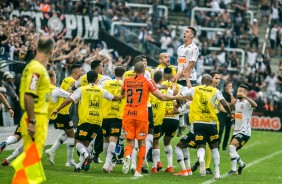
160, 31, 172, 52
269, 24, 278, 56
250, 18, 259, 51
260, 0, 271, 23
220, 8, 231, 28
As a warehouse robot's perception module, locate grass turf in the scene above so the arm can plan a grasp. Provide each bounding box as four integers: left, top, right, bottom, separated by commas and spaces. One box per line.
0, 130, 282, 184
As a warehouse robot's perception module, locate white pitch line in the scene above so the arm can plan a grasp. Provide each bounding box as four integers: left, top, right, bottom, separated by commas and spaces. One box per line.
202, 149, 282, 184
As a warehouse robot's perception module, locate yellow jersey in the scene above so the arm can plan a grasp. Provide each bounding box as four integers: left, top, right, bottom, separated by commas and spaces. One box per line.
155, 64, 177, 76
59, 76, 75, 114
123, 68, 151, 79
150, 89, 166, 126
79, 73, 109, 87
162, 80, 180, 119
189, 85, 218, 123
102, 79, 125, 119
20, 59, 50, 114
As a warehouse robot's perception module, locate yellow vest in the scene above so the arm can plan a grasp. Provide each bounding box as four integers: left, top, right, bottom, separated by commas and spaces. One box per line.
48, 84, 58, 120
189, 85, 218, 123
78, 84, 104, 126
102, 79, 124, 119
150, 89, 167, 126
59, 76, 75, 114
161, 81, 180, 118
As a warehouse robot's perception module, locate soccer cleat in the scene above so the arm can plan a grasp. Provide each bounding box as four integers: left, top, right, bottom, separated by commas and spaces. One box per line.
109, 162, 116, 172
164, 167, 174, 173
134, 171, 143, 177
142, 159, 149, 173
73, 167, 81, 173
65, 160, 76, 167
151, 167, 158, 173
142, 167, 149, 173
103, 162, 111, 173
206, 168, 213, 174
83, 156, 92, 171
228, 170, 238, 175
130, 164, 136, 174
45, 149, 55, 165
0, 141, 7, 153
2, 159, 9, 166
199, 159, 206, 176
116, 158, 123, 164
187, 168, 193, 175
157, 161, 163, 171
191, 161, 199, 172
174, 170, 188, 176
122, 157, 131, 174
93, 155, 103, 163
214, 171, 221, 179
238, 162, 246, 175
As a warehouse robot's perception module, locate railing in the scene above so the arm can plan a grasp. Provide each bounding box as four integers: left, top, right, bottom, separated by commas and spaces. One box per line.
208, 47, 245, 73
190, 7, 254, 27
110, 22, 147, 36
125, 2, 168, 18
0, 60, 26, 70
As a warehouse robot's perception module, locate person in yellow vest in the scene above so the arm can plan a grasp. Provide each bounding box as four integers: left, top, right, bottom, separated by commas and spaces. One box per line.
191, 71, 222, 174
75, 59, 111, 163
155, 53, 177, 77
101, 66, 126, 173
52, 70, 122, 172
150, 70, 177, 174
45, 64, 83, 166
176, 74, 233, 179
19, 36, 54, 159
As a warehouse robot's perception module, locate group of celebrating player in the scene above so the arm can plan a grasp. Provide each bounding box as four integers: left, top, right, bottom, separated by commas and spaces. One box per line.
0, 27, 257, 180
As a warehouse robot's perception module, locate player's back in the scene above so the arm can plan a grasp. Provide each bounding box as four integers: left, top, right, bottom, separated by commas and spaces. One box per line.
122, 75, 157, 120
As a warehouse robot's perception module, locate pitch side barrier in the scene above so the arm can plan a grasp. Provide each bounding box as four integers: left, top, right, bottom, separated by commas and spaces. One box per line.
251, 111, 282, 132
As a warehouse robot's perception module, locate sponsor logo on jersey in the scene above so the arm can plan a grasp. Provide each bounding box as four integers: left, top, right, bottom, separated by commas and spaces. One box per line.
111, 128, 120, 134
210, 135, 219, 141
195, 135, 203, 141
29, 73, 40, 90
79, 130, 88, 136
139, 132, 146, 137
56, 123, 65, 128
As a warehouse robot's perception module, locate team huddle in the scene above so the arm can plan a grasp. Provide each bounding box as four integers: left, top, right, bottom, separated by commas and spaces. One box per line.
0, 27, 257, 181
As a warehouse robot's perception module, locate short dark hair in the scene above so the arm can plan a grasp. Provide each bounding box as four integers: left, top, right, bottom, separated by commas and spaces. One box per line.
239, 84, 249, 91
70, 64, 81, 72
87, 70, 98, 83
210, 71, 221, 78
48, 70, 55, 78
224, 81, 232, 88
133, 56, 144, 65
139, 54, 147, 60
187, 26, 197, 38
163, 67, 172, 74
37, 36, 55, 54
115, 66, 126, 77
91, 60, 102, 70
134, 62, 145, 74
154, 71, 163, 83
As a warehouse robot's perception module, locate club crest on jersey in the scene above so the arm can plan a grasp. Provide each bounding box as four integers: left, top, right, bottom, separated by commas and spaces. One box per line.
29, 73, 40, 90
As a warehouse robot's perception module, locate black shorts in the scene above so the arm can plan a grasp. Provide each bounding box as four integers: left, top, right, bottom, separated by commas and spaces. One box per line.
153, 125, 162, 140
49, 113, 73, 129
231, 133, 250, 150
194, 123, 219, 145
180, 131, 197, 149
75, 123, 101, 142
102, 118, 122, 137
162, 119, 178, 137
14, 125, 21, 136
148, 106, 154, 129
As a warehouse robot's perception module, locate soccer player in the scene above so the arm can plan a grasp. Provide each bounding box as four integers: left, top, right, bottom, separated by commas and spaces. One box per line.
18, 36, 54, 158
155, 53, 177, 76
177, 74, 233, 179
171, 26, 199, 86
45, 64, 83, 166
52, 70, 121, 172
191, 71, 222, 174
228, 84, 257, 175
150, 70, 175, 173
2, 70, 70, 166
121, 61, 177, 177
101, 66, 126, 173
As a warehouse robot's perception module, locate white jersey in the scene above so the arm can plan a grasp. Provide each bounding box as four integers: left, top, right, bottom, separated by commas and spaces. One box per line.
51, 87, 70, 103
177, 43, 199, 81
234, 99, 253, 136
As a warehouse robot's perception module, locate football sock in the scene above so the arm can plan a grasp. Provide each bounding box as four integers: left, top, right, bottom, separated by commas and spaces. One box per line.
103, 143, 109, 158
182, 148, 191, 169
66, 138, 75, 162
212, 148, 220, 173
175, 146, 186, 170
7, 144, 23, 163
105, 142, 116, 163
131, 142, 138, 166
165, 145, 173, 167
229, 145, 239, 170
152, 148, 160, 168
197, 147, 205, 162
5, 135, 18, 145
124, 145, 133, 158
49, 133, 67, 153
